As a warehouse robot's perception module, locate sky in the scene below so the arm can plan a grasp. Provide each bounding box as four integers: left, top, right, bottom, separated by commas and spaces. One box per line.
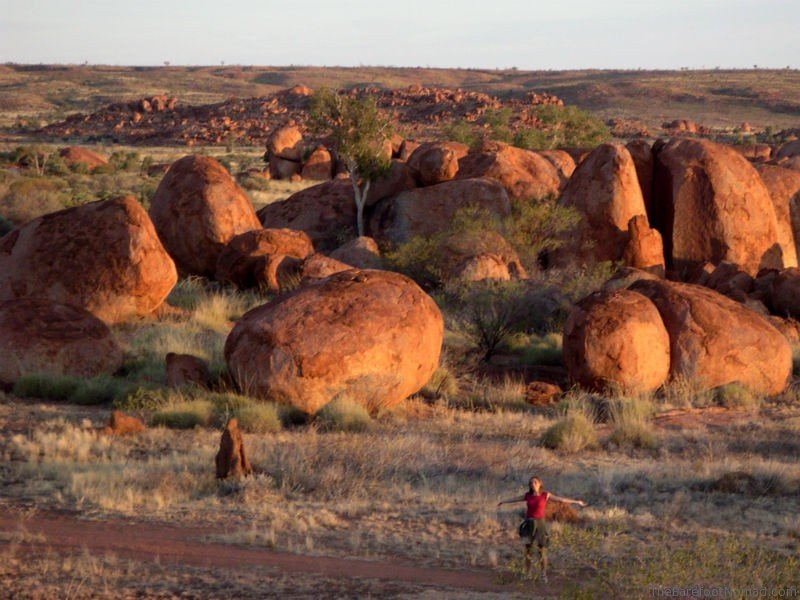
1, 0, 798, 69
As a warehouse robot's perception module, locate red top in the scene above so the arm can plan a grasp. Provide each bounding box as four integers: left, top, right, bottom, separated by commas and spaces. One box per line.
525, 491, 549, 519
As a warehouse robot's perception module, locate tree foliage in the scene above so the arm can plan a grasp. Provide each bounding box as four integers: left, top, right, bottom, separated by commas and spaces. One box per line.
310, 89, 393, 236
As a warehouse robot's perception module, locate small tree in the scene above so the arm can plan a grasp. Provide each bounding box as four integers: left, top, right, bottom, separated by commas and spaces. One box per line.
310, 89, 392, 237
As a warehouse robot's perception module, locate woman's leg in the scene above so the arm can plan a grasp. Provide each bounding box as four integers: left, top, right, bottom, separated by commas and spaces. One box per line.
539, 546, 548, 582
524, 543, 533, 575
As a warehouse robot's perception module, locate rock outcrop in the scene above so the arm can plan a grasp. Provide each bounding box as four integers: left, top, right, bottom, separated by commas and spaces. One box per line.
552, 143, 649, 267
651, 139, 782, 277
755, 164, 800, 269
165, 353, 212, 389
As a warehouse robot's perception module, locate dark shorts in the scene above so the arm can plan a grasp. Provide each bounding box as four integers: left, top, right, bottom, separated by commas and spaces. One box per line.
519, 518, 549, 548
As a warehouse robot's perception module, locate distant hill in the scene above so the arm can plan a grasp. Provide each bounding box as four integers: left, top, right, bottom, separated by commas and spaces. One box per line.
1, 64, 798, 134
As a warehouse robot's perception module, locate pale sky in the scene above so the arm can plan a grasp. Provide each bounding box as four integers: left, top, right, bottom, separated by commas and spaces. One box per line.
1, 0, 798, 69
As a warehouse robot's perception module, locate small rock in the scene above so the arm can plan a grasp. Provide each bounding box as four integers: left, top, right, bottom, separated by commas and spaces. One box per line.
166, 353, 211, 389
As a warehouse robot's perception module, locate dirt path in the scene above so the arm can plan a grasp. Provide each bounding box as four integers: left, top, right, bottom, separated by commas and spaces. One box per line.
0, 508, 522, 594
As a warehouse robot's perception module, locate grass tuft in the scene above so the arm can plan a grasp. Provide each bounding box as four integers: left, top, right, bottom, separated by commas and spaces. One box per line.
540, 397, 598, 452
150, 399, 216, 429
608, 395, 657, 449
316, 396, 371, 432
713, 383, 761, 411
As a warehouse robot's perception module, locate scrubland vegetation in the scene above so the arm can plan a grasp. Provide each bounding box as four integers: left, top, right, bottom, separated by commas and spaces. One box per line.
2, 135, 800, 598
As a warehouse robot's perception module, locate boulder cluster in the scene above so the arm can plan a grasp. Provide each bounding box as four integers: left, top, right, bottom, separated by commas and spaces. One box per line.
34, 84, 563, 147
560, 136, 800, 396
5, 100, 800, 413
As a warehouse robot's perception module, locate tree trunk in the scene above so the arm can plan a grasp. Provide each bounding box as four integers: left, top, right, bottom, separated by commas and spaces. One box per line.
349, 171, 369, 238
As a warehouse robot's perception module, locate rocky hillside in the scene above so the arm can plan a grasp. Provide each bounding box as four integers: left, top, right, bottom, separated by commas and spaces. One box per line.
30, 85, 563, 146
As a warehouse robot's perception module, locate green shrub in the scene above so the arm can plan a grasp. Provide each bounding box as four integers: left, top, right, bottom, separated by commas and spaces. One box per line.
503, 198, 582, 266
515, 332, 563, 366
68, 376, 133, 406
540, 401, 598, 452
514, 105, 610, 150
316, 396, 371, 432
713, 383, 760, 410
12, 373, 81, 401
114, 386, 171, 411
481, 108, 514, 143
151, 399, 215, 429
442, 120, 479, 147
384, 236, 442, 290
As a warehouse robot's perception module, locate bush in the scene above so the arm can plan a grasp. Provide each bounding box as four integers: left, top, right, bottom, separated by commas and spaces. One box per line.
503, 198, 582, 268
514, 105, 610, 150
713, 383, 760, 410
442, 120, 479, 148
0, 176, 70, 224
316, 396, 371, 432
114, 386, 171, 411
68, 376, 133, 406
481, 108, 514, 143
504, 332, 563, 366
12, 373, 81, 401
454, 281, 529, 362
151, 399, 215, 429
540, 400, 598, 452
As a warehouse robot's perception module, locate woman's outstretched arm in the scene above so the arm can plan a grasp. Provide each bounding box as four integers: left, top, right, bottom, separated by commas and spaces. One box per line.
497, 495, 526, 507
547, 492, 587, 507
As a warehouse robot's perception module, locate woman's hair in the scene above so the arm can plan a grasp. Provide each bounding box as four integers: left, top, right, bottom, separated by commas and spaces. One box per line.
528, 476, 542, 491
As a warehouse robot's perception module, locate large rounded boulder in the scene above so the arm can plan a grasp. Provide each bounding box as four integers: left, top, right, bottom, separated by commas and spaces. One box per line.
563, 289, 670, 393
0, 298, 123, 385
456, 142, 561, 201
150, 155, 261, 276
630, 279, 791, 394
0, 196, 177, 324
225, 270, 443, 414
651, 139, 782, 277
258, 178, 356, 248
551, 143, 649, 267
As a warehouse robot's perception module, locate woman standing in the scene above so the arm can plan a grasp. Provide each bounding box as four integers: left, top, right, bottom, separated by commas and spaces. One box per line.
497, 476, 587, 582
